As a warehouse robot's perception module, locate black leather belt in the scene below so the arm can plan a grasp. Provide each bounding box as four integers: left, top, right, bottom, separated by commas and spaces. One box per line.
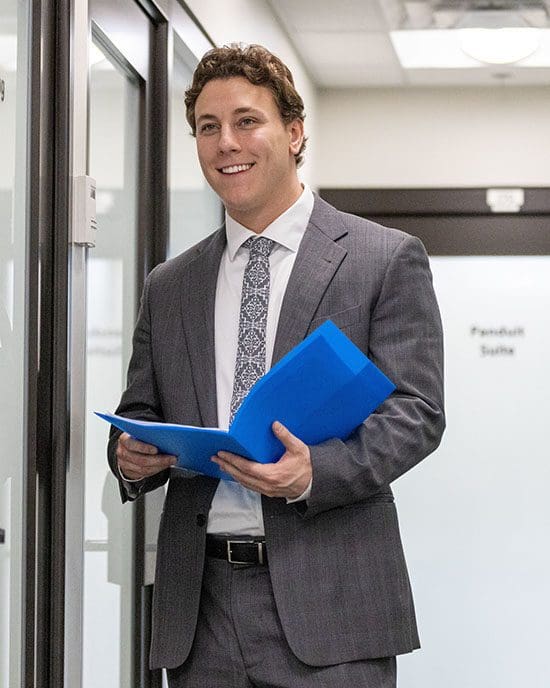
205, 535, 268, 565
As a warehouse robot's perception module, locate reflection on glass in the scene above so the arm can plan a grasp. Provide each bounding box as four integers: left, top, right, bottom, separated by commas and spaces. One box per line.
168, 33, 221, 259
83, 38, 138, 688
0, 2, 28, 686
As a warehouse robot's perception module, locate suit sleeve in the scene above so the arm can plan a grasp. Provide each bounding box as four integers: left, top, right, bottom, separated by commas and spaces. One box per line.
303, 235, 445, 518
107, 270, 171, 504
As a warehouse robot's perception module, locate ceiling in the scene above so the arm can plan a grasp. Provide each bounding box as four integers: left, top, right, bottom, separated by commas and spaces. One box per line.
268, 0, 550, 87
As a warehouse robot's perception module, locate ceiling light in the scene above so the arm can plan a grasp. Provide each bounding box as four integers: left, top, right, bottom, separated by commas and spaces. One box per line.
390, 28, 550, 68
455, 8, 542, 65
391, 3, 550, 69
459, 27, 540, 64
391, 30, 478, 68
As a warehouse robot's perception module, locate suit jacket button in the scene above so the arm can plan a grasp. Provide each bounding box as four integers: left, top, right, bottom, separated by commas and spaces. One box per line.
196, 514, 206, 527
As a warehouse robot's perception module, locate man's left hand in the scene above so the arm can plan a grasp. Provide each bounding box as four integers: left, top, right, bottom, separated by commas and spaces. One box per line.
211, 421, 312, 499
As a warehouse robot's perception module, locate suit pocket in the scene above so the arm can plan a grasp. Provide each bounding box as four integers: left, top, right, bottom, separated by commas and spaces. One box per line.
342, 492, 395, 508
310, 304, 362, 332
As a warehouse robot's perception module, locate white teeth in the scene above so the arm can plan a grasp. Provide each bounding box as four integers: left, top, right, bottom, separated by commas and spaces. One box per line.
220, 163, 253, 174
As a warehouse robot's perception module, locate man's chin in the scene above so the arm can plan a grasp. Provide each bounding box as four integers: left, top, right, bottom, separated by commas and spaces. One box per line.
222, 196, 258, 218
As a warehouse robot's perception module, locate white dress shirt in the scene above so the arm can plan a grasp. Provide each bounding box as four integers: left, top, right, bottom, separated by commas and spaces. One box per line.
207, 185, 315, 536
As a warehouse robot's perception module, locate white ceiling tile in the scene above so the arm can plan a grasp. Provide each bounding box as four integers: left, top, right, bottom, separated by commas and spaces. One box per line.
298, 31, 401, 68
269, 0, 390, 33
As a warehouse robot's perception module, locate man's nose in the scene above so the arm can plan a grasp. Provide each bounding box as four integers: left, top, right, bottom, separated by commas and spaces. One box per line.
218, 125, 240, 154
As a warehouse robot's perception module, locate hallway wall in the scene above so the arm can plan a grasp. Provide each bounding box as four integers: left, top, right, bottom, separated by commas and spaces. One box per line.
317, 85, 550, 188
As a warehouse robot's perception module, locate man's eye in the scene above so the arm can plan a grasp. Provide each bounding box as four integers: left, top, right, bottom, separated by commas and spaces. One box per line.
239, 117, 256, 127
199, 123, 217, 134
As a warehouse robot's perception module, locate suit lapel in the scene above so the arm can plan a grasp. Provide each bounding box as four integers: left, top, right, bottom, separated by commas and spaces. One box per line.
272, 196, 348, 365
180, 228, 226, 428
180, 196, 348, 423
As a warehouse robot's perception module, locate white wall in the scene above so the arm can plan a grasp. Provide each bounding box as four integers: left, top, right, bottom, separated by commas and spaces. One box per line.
185, 0, 318, 188
396, 256, 550, 688
317, 86, 550, 188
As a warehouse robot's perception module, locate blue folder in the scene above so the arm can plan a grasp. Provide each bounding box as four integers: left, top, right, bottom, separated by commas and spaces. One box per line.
96, 320, 395, 480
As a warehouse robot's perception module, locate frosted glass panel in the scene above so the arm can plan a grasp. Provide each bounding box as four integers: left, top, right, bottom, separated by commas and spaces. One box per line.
168, 33, 220, 259
83, 39, 139, 688
0, 2, 28, 687
396, 256, 550, 688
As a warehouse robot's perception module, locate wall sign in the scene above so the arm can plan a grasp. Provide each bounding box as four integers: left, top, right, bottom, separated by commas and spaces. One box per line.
486, 188, 524, 213
470, 324, 525, 356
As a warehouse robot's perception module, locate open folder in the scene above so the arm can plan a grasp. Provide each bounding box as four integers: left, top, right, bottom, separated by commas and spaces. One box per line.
96, 320, 395, 481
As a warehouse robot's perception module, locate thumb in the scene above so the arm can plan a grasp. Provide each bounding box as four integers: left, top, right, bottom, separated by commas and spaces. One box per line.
272, 421, 302, 451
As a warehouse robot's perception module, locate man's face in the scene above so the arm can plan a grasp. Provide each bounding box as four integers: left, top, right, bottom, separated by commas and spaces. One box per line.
194, 76, 304, 232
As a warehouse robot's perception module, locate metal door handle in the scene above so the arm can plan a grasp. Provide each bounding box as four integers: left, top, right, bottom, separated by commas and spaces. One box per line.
0, 528, 5, 543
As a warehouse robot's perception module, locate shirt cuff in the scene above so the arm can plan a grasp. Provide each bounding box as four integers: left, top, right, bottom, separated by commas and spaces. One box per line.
286, 479, 312, 504
116, 462, 143, 497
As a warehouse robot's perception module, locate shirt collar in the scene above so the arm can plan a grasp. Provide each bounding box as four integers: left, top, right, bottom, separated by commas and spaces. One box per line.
225, 185, 315, 261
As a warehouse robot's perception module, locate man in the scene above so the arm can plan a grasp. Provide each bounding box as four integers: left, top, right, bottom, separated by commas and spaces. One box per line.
109, 44, 445, 687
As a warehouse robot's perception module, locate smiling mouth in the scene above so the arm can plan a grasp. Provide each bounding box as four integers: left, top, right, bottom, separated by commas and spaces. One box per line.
218, 163, 255, 175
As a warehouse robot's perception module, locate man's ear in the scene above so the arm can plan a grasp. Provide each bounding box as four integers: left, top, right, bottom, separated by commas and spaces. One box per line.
288, 119, 304, 156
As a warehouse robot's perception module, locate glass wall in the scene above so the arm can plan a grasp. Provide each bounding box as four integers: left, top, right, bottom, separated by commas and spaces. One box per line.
82, 39, 139, 688
168, 33, 220, 259
0, 2, 29, 686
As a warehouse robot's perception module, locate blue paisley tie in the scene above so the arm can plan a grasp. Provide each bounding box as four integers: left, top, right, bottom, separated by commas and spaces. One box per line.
229, 236, 274, 424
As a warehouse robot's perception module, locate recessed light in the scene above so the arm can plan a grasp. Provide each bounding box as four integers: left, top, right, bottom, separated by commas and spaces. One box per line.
390, 28, 550, 69
459, 28, 540, 65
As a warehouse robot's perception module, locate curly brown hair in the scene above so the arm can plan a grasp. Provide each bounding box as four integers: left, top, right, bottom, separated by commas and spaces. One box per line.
185, 44, 307, 166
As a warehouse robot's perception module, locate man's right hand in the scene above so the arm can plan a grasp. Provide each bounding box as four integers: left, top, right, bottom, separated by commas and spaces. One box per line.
116, 432, 177, 481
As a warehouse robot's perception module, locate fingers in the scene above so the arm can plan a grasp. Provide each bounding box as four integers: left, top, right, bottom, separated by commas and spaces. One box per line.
117, 432, 176, 481
119, 432, 159, 455
272, 421, 304, 452
213, 451, 263, 484
212, 444, 312, 500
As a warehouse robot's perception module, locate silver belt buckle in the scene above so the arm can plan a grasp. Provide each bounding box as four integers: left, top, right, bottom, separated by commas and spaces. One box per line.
227, 539, 264, 565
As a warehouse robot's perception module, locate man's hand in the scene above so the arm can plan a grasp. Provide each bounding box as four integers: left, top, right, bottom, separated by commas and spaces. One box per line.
211, 421, 312, 499
116, 432, 177, 481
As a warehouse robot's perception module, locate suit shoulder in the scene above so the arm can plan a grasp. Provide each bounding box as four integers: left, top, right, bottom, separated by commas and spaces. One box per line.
339, 209, 411, 248
146, 227, 224, 285
312, 195, 413, 250
343, 214, 429, 272
311, 198, 428, 272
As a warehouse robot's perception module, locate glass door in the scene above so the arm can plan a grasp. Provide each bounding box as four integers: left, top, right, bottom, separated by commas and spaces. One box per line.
65, 1, 166, 686
0, 2, 29, 687
82, 36, 140, 688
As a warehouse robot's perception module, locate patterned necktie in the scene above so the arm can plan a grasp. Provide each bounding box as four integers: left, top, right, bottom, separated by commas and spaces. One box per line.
229, 236, 274, 424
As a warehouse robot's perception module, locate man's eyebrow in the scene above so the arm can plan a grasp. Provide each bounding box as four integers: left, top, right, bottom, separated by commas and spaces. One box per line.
196, 107, 263, 123
196, 113, 218, 123
233, 107, 262, 116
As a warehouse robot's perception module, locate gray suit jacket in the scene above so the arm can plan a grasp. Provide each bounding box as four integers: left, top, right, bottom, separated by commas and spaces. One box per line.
108, 195, 445, 670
